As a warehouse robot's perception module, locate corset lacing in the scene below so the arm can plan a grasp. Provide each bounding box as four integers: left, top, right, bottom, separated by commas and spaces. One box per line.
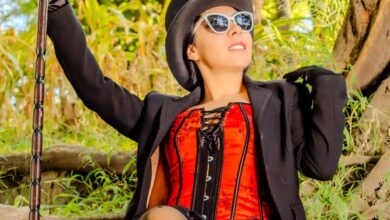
192, 106, 230, 219
199, 106, 229, 152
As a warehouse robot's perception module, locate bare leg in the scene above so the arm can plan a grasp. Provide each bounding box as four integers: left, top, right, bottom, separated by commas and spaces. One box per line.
140, 205, 188, 220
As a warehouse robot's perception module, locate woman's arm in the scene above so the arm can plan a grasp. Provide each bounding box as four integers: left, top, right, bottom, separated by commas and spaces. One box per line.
147, 149, 169, 209
290, 73, 348, 181
47, 4, 143, 141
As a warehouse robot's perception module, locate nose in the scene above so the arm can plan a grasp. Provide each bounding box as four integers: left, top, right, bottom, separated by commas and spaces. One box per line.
227, 20, 242, 36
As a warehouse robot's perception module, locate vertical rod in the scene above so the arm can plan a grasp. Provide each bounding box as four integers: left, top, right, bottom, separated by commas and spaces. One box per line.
30, 0, 48, 219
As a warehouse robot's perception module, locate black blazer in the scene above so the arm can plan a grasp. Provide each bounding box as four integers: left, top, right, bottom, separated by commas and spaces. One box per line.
47, 5, 348, 220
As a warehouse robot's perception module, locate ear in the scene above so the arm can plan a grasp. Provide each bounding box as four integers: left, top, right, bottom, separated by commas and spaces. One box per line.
186, 43, 199, 61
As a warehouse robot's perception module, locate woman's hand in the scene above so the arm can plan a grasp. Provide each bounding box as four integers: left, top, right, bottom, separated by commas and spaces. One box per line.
49, 0, 69, 13
288, 65, 348, 181
283, 65, 338, 85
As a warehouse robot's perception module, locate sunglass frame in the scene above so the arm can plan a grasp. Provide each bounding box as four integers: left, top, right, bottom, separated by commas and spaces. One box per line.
192, 11, 254, 34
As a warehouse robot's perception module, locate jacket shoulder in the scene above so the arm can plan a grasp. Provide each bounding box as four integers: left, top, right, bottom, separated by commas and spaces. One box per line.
253, 79, 310, 109
144, 91, 178, 108
257, 79, 303, 96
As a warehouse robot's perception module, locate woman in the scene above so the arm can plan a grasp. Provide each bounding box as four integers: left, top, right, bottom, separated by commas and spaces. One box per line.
47, 0, 348, 219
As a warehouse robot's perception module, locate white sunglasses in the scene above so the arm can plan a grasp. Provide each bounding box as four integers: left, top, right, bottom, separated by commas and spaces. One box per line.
192, 11, 254, 34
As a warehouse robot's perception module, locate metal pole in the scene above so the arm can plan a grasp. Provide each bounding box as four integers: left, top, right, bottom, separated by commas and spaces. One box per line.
30, 0, 48, 218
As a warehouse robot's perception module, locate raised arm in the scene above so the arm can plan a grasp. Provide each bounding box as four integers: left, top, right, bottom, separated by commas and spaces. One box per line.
286, 66, 348, 180
47, 3, 143, 141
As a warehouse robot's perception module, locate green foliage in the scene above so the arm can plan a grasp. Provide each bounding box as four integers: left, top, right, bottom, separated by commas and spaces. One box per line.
40, 167, 137, 218
299, 160, 366, 219
343, 90, 370, 154
1, 0, 387, 218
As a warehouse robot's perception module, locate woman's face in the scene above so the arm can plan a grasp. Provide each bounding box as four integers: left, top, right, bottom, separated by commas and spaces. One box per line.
187, 6, 253, 73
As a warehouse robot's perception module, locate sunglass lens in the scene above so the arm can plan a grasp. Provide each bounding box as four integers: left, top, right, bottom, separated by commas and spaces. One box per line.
235, 13, 252, 31
206, 15, 229, 32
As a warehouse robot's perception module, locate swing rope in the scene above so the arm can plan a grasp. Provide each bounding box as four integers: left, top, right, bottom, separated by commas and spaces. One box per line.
30, 0, 48, 218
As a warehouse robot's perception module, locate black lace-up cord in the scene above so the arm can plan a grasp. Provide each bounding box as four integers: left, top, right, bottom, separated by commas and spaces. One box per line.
200, 107, 228, 152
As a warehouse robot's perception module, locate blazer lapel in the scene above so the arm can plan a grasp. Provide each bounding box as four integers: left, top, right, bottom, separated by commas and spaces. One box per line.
150, 86, 202, 153
243, 75, 273, 166
244, 75, 272, 124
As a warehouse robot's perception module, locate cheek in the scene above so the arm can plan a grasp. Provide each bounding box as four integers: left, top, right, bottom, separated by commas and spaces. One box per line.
196, 36, 226, 58
243, 36, 254, 59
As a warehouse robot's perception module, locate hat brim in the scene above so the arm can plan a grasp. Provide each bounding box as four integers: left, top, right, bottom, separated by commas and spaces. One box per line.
165, 0, 253, 91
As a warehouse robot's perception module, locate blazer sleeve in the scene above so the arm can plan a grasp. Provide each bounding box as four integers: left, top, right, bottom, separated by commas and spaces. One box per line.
47, 4, 143, 141
290, 74, 348, 181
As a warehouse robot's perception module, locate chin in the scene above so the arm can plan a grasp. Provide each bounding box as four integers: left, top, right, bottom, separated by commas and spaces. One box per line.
226, 60, 251, 69
227, 54, 251, 63
222, 64, 250, 73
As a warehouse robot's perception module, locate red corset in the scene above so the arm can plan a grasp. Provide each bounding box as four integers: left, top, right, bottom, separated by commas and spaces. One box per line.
162, 102, 275, 220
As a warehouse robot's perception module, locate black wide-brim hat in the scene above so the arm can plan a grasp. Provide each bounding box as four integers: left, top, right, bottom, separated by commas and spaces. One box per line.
165, 0, 253, 91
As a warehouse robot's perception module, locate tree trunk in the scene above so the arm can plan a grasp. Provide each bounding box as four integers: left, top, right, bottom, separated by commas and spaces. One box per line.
276, 0, 291, 30
0, 145, 136, 176
333, 0, 390, 154
253, 0, 264, 24
333, 0, 390, 92
333, 1, 390, 217
276, 0, 291, 18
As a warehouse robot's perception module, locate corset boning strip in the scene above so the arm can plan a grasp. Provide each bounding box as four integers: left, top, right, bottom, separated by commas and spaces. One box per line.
256, 135, 265, 220
174, 110, 196, 205
191, 106, 229, 219
230, 103, 251, 219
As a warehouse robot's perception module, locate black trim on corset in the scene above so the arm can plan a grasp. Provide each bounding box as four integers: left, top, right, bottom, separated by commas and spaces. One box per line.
174, 110, 196, 205
191, 106, 229, 220
254, 134, 264, 220
191, 131, 208, 213
230, 103, 251, 219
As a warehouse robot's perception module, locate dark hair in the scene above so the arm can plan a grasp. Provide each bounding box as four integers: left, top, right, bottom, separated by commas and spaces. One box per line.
183, 16, 203, 88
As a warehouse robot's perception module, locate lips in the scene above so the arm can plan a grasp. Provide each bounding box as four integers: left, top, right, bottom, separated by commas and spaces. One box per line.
228, 42, 246, 51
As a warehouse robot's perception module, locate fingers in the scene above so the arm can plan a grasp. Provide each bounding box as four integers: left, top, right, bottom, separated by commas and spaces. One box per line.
283, 65, 336, 83
283, 71, 301, 82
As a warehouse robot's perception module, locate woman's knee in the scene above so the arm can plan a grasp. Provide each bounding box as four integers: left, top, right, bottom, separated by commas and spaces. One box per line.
140, 205, 187, 220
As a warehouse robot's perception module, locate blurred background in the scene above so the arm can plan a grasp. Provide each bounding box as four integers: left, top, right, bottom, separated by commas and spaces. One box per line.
0, 0, 389, 219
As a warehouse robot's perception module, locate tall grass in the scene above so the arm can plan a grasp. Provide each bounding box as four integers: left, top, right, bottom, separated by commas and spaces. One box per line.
2, 0, 388, 218
41, 167, 137, 217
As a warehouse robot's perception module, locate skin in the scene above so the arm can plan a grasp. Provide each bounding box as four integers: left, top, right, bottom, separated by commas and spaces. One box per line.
142, 6, 254, 220
140, 205, 187, 220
